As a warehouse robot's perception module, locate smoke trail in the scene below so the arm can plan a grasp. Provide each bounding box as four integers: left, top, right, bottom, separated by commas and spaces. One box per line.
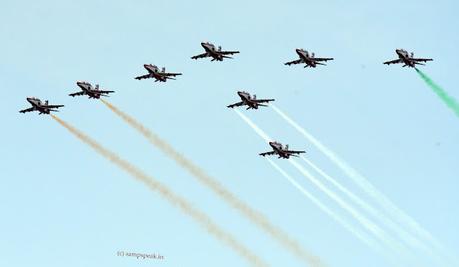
271, 104, 456, 265
101, 100, 325, 267
415, 68, 459, 118
266, 158, 379, 251
235, 109, 272, 142
233, 110, 408, 261
299, 156, 438, 262
267, 158, 404, 267
290, 159, 418, 265
51, 115, 267, 267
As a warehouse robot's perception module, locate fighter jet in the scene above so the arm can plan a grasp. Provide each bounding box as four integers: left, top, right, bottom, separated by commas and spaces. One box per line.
19, 97, 64, 114
69, 81, 114, 99
384, 49, 433, 68
259, 141, 305, 159
191, 42, 240, 61
285, 49, 334, 68
227, 91, 274, 110
135, 64, 182, 82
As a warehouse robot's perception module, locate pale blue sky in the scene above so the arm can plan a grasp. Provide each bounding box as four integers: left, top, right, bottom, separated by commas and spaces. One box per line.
1, 1, 458, 267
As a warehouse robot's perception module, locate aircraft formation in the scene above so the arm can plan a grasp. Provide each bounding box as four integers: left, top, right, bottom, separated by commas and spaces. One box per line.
20, 42, 433, 158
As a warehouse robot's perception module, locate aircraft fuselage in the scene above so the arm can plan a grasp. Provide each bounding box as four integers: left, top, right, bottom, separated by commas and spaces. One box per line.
296, 49, 316, 67
144, 64, 168, 82
237, 91, 259, 109
395, 49, 416, 67
26, 98, 51, 114
269, 142, 290, 159
76, 82, 102, 99
201, 42, 224, 61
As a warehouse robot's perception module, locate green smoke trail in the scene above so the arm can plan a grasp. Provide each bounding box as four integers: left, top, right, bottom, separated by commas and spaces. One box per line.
415, 68, 459, 117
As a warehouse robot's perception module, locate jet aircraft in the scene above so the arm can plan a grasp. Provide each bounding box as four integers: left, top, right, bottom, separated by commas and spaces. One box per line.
191, 42, 239, 61
285, 49, 334, 68
69, 81, 114, 99
19, 97, 64, 114
259, 141, 305, 159
227, 91, 274, 110
135, 64, 182, 82
384, 49, 433, 68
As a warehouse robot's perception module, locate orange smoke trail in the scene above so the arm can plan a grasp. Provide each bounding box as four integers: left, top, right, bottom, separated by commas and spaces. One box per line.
51, 114, 268, 267
101, 100, 325, 267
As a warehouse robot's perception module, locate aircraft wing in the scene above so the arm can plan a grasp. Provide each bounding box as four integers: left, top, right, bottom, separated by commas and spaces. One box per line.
220, 50, 240, 55
191, 53, 208, 59
164, 72, 182, 77
383, 59, 403, 65
69, 91, 86, 97
98, 90, 115, 94
227, 101, 245, 108
286, 150, 305, 155
259, 151, 277, 157
313, 57, 334, 62
412, 58, 433, 62
284, 59, 303, 65
135, 74, 151, 80
46, 104, 64, 109
19, 107, 35, 113
254, 99, 275, 104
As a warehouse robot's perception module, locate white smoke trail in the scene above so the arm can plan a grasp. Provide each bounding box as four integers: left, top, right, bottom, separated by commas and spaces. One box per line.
234, 109, 271, 142
270, 104, 455, 265
266, 158, 402, 267
266, 158, 378, 250
234, 110, 410, 263
299, 156, 439, 264
289, 159, 408, 259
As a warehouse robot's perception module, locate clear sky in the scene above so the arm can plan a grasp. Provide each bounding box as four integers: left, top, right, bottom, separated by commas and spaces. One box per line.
1, 0, 458, 267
